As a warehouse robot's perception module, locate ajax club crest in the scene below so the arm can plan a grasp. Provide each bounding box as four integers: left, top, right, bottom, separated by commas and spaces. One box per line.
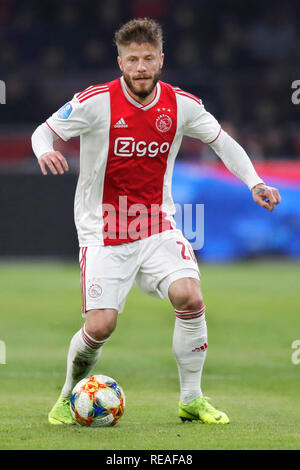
155, 114, 172, 133
88, 283, 102, 299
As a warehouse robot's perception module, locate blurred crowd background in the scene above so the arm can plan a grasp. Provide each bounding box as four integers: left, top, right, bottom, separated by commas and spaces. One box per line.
0, 0, 300, 260
1, 0, 300, 166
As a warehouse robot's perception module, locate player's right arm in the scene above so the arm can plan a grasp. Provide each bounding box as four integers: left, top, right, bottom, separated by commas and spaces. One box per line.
31, 124, 69, 175
31, 91, 95, 175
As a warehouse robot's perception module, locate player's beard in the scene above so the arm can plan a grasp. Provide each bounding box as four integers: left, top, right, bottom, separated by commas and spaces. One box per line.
123, 69, 161, 99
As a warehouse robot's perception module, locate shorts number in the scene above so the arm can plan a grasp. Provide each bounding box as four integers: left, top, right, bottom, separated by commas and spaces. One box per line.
176, 241, 197, 264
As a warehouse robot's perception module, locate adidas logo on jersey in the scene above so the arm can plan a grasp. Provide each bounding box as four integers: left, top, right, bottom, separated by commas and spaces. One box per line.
114, 117, 128, 128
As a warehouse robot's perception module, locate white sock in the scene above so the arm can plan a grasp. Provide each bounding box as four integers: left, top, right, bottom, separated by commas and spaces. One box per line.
172, 305, 207, 404
61, 325, 109, 398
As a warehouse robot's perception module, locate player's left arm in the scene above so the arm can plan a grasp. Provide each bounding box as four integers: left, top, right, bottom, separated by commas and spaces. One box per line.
209, 131, 282, 212
181, 96, 281, 211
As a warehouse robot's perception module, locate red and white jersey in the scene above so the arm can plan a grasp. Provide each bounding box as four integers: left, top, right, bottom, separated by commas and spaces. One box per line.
46, 77, 221, 247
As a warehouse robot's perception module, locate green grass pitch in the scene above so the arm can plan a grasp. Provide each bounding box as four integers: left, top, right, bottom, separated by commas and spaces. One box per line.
0, 260, 299, 450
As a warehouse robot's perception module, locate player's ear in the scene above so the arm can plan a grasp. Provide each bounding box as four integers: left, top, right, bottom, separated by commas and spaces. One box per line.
160, 52, 165, 68
117, 56, 123, 72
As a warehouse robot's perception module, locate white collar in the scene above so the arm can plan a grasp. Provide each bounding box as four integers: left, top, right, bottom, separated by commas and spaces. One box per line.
120, 76, 161, 111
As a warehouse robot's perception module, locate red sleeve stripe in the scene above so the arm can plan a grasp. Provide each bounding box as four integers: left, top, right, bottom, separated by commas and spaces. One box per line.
77, 87, 109, 101
77, 85, 109, 100
175, 91, 202, 106
207, 126, 222, 144
77, 85, 93, 96
78, 88, 109, 103
45, 120, 66, 141
172, 88, 201, 102
77, 84, 108, 97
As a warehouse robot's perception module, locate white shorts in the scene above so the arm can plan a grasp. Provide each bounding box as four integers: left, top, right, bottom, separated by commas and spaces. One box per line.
79, 229, 200, 314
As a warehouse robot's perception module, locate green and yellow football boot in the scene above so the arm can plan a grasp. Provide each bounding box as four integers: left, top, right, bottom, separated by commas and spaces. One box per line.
48, 396, 75, 425
179, 396, 229, 424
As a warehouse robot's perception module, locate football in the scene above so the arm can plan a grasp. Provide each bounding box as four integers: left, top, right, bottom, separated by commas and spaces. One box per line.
70, 374, 125, 427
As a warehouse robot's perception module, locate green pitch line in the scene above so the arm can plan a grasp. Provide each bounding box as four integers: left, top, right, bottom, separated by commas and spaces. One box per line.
0, 261, 299, 450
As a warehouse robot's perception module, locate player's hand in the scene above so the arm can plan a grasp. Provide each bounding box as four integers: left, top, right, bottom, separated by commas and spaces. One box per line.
38, 151, 69, 175
251, 183, 281, 212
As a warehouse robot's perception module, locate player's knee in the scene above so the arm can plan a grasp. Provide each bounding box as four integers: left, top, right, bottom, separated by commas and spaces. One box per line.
85, 309, 117, 341
169, 278, 204, 311
176, 293, 204, 312
86, 321, 116, 341
172, 289, 204, 312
